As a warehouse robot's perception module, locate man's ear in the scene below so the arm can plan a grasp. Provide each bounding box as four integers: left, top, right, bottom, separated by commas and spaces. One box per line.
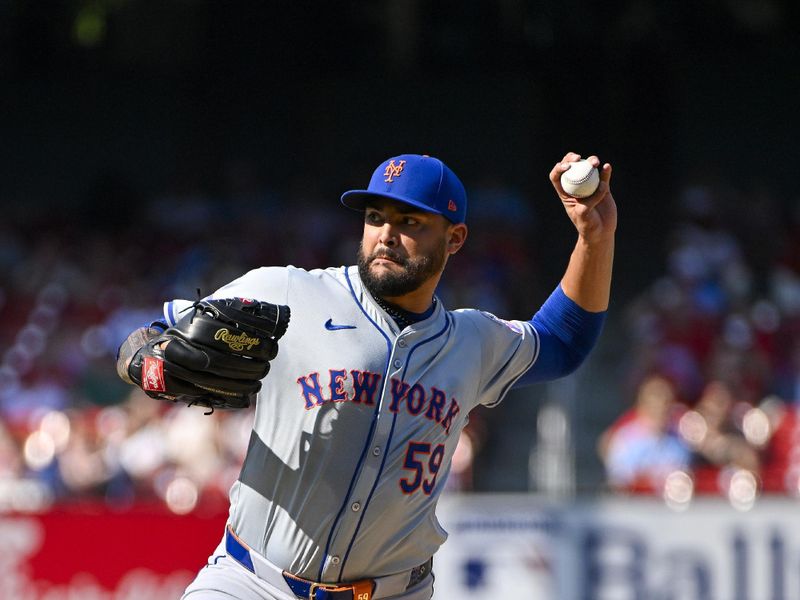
447, 224, 468, 255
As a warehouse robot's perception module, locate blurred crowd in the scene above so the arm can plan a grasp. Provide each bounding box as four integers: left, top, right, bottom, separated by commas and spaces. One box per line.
0, 162, 535, 513
4, 164, 800, 514
599, 183, 800, 509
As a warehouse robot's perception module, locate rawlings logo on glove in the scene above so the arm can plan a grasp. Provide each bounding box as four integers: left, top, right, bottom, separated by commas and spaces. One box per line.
214, 328, 262, 352
126, 298, 291, 413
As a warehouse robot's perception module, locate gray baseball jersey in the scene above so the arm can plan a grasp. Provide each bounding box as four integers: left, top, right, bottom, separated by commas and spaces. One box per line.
165, 264, 540, 583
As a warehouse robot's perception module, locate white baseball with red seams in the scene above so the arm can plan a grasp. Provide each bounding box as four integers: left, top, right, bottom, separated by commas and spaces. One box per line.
560, 159, 600, 198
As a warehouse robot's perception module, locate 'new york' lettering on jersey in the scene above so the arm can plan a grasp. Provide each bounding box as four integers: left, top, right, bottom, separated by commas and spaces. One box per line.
297, 370, 460, 434
164, 265, 540, 584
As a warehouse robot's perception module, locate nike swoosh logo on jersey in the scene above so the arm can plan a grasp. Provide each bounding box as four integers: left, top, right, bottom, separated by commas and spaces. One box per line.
325, 318, 357, 331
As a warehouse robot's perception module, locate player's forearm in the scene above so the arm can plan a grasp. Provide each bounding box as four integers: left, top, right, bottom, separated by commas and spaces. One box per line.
560, 236, 614, 312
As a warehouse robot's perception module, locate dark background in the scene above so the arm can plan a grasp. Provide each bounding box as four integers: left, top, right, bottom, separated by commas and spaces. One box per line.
2, 0, 799, 495
6, 1, 799, 291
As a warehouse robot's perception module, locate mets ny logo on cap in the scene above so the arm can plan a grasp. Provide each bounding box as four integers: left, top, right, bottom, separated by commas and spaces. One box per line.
384, 160, 406, 182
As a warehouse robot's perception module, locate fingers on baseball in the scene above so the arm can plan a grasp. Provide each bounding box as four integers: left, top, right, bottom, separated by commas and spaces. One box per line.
550, 165, 572, 189
583, 164, 613, 206
551, 152, 601, 184
579, 179, 611, 209
549, 164, 565, 184
599, 162, 612, 184
550, 154, 611, 204
585, 156, 604, 176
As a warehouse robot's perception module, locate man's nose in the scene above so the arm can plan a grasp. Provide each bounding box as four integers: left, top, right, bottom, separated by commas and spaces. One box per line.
378, 223, 399, 247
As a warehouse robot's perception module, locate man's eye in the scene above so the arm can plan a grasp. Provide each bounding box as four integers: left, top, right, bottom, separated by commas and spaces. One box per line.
403, 217, 419, 226
366, 212, 382, 224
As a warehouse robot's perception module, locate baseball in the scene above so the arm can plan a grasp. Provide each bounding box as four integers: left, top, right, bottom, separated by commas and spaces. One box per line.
560, 159, 600, 198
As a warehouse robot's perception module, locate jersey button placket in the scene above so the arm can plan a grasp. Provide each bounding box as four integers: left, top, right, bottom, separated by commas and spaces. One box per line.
325, 360, 395, 576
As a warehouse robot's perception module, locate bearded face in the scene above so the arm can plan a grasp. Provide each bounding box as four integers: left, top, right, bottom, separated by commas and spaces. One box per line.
356, 200, 466, 302
357, 238, 448, 299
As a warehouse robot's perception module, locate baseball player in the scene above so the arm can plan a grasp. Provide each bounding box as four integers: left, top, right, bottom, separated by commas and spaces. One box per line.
116, 151, 616, 599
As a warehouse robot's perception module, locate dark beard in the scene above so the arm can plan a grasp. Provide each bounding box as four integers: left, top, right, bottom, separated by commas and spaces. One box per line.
357, 242, 447, 299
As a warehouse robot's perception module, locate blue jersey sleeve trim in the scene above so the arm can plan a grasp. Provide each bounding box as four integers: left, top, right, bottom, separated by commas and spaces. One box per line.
164, 301, 176, 326
514, 284, 606, 387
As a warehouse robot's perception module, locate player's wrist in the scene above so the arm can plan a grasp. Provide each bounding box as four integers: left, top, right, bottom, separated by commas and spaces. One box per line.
116, 326, 162, 385
576, 228, 615, 248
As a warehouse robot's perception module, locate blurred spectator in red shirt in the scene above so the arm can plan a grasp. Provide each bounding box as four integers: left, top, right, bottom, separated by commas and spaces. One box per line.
678, 380, 760, 494
600, 374, 691, 494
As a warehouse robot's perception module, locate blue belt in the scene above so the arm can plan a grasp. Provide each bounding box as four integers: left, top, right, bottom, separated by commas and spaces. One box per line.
225, 525, 431, 600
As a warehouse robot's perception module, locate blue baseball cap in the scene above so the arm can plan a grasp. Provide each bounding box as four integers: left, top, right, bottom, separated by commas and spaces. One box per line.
341, 154, 467, 224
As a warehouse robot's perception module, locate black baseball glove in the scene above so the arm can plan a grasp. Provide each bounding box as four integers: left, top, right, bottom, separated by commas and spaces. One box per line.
125, 298, 290, 412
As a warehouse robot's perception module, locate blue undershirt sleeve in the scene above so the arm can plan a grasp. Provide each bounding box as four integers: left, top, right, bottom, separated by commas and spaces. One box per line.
515, 284, 607, 387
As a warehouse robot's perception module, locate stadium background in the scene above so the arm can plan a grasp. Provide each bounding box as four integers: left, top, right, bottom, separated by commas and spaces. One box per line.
2, 2, 800, 598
